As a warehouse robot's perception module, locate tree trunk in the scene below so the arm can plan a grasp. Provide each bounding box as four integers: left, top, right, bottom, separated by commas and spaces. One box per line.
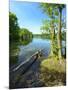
57, 9, 62, 60
50, 20, 55, 56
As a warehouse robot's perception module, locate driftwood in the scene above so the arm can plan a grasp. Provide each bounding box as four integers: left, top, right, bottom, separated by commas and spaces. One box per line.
11, 49, 42, 72
9, 49, 43, 88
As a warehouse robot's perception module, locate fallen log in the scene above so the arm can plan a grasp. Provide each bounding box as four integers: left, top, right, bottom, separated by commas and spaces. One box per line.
9, 49, 43, 88
11, 49, 42, 72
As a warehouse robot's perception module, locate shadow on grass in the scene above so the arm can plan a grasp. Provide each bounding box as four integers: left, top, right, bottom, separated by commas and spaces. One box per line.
40, 58, 66, 86
40, 68, 66, 86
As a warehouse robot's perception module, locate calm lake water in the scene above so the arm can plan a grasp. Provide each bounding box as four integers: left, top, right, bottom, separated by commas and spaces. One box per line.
10, 38, 65, 68
18, 38, 65, 63
18, 38, 51, 63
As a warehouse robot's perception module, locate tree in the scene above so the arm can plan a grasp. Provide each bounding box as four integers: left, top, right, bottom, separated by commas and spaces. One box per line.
40, 3, 66, 60
40, 20, 51, 34
9, 12, 20, 42
55, 4, 65, 59
40, 3, 56, 56
19, 28, 33, 40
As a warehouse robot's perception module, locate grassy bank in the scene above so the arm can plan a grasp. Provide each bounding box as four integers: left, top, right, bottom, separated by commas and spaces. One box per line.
40, 56, 66, 86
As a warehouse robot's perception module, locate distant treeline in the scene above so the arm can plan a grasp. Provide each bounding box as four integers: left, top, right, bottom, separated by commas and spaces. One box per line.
20, 28, 33, 41
9, 12, 33, 66
9, 12, 33, 43
33, 31, 66, 40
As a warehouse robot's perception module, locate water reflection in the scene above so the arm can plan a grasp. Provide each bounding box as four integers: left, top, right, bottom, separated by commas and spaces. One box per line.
10, 38, 66, 68
10, 42, 20, 68
18, 38, 50, 63
20, 38, 33, 46
10, 38, 33, 68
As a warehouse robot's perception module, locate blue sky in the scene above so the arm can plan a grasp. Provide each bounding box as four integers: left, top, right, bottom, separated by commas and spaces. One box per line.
10, 1, 66, 34
10, 1, 49, 34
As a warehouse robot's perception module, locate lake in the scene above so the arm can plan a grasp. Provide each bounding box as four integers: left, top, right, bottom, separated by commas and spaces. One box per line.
18, 38, 51, 63
10, 38, 66, 88
10, 37, 65, 68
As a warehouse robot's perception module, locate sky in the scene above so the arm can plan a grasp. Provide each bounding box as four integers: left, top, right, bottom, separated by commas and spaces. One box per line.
10, 1, 66, 34
10, 1, 50, 34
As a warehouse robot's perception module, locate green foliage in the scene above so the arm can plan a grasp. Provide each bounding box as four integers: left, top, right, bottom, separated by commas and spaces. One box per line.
40, 3, 66, 59
40, 3, 57, 18
9, 12, 20, 42
9, 12, 33, 43
62, 30, 66, 40
20, 28, 32, 36
40, 20, 51, 34
40, 3, 56, 57
20, 38, 32, 46
9, 12, 33, 67
19, 28, 33, 41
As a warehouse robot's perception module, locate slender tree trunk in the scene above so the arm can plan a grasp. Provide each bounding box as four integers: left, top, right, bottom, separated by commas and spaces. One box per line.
50, 19, 55, 56
57, 9, 62, 60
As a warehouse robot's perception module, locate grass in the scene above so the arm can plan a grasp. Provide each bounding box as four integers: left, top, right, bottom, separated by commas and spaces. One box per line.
40, 56, 66, 86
